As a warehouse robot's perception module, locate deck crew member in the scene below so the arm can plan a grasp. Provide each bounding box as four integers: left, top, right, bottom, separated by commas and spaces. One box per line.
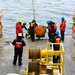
22, 22, 28, 38
51, 30, 61, 63
60, 17, 66, 42
47, 20, 57, 42
29, 19, 38, 42
12, 33, 26, 66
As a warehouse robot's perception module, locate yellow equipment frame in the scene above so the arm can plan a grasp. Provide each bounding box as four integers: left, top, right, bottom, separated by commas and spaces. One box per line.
24, 42, 64, 75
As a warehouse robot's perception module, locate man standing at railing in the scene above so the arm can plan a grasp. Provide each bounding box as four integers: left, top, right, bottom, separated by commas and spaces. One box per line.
60, 17, 66, 42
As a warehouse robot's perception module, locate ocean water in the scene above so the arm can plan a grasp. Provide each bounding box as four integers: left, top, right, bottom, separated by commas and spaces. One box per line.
0, 0, 75, 35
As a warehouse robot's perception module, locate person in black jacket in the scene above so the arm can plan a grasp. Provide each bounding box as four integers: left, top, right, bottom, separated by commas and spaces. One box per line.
21, 22, 28, 38
12, 33, 26, 66
51, 31, 61, 63
29, 19, 38, 42
47, 20, 57, 42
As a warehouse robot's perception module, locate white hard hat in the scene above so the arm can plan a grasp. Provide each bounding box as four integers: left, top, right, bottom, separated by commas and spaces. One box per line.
18, 33, 22, 36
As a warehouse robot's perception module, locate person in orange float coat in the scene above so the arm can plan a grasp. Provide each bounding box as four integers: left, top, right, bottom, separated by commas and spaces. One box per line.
16, 20, 23, 38
47, 20, 57, 42
60, 17, 66, 42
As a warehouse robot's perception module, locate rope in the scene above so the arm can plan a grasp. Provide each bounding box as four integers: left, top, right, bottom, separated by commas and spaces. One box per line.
32, 0, 36, 20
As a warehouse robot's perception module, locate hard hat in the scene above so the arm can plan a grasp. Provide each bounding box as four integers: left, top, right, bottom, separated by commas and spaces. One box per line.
18, 20, 22, 23
47, 20, 52, 24
50, 20, 53, 23
47, 20, 50, 24
61, 17, 65, 21
18, 33, 22, 36
23, 22, 27, 25
55, 31, 59, 35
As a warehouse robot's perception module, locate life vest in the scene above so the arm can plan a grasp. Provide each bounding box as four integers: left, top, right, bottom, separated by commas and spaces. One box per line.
30, 23, 34, 28
15, 42, 22, 48
55, 38, 61, 43
54, 24, 57, 31
60, 20, 66, 32
48, 24, 57, 32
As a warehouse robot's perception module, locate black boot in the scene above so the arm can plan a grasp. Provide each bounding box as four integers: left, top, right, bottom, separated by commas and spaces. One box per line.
18, 62, 22, 66
13, 61, 16, 65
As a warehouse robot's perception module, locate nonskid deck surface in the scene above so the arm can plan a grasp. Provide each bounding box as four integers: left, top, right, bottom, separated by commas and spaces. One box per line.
0, 35, 75, 75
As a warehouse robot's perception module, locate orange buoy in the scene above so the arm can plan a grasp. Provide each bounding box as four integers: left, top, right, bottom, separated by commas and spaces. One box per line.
35, 25, 46, 37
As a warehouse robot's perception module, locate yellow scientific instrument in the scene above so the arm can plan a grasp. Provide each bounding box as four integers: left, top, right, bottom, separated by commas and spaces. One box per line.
24, 42, 64, 75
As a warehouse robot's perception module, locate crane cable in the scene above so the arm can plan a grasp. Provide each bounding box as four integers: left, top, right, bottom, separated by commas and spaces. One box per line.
32, 0, 36, 20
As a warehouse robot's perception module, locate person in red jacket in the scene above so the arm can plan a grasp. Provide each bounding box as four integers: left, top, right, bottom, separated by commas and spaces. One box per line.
16, 20, 23, 38
60, 17, 66, 42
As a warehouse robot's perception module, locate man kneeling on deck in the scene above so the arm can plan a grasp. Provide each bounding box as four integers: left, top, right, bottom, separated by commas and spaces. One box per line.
51, 30, 61, 63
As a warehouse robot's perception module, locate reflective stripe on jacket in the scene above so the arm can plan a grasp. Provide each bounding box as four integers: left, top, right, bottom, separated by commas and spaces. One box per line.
15, 42, 22, 48
48, 24, 57, 32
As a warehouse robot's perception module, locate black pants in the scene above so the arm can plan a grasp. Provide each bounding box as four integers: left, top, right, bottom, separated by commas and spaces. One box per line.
60, 31, 64, 41
48, 32, 55, 42
30, 30, 35, 42
13, 49, 23, 65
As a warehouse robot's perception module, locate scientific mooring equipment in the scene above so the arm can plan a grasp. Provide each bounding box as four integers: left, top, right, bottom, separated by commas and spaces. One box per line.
24, 42, 64, 75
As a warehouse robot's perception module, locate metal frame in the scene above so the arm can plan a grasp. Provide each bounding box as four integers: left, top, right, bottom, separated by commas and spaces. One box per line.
24, 42, 64, 75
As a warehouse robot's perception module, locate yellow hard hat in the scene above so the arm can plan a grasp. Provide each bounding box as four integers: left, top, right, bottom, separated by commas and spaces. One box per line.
18, 20, 22, 23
